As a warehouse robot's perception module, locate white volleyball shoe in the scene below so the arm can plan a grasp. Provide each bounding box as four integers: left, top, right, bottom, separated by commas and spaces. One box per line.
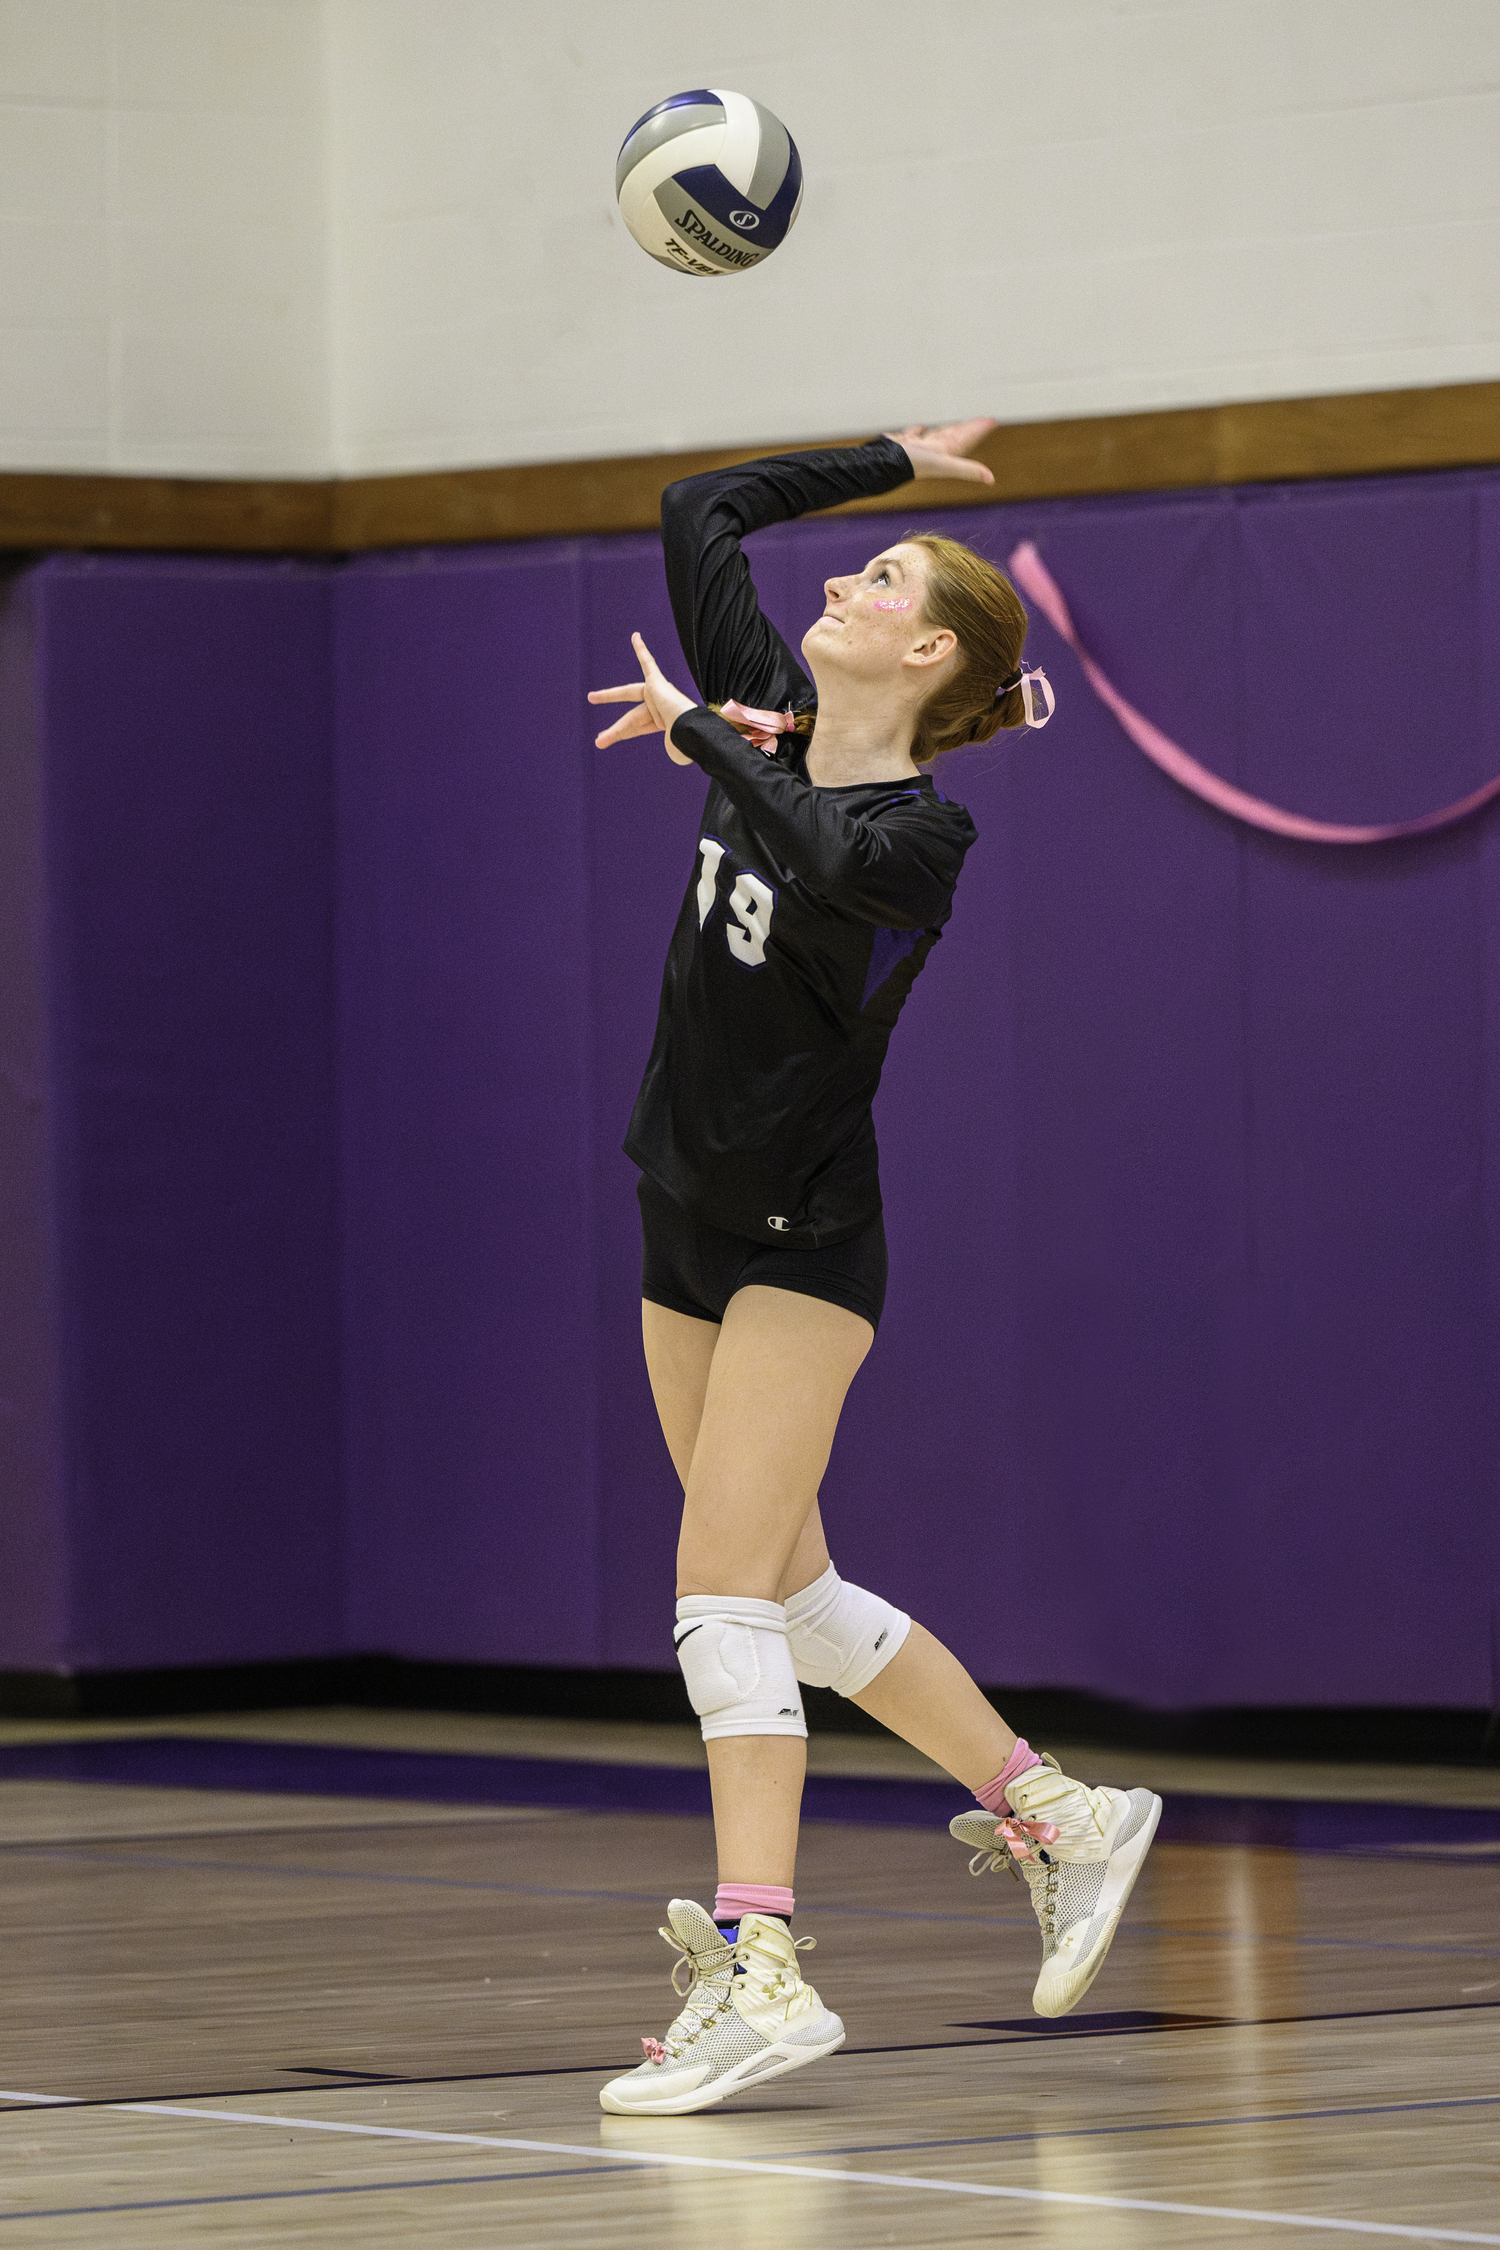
599, 1899, 844, 2116
950, 1754, 1162, 2018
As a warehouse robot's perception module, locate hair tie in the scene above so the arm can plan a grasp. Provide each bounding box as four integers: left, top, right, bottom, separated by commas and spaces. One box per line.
720, 698, 800, 751
996, 665, 1055, 730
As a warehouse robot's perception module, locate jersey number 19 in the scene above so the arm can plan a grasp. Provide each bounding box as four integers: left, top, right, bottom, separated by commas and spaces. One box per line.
696, 838, 775, 969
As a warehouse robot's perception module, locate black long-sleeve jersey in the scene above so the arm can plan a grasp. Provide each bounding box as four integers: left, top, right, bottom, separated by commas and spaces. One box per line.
623, 436, 979, 1250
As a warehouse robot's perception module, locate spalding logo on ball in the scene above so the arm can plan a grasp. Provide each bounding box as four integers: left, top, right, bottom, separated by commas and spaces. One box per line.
617, 90, 802, 277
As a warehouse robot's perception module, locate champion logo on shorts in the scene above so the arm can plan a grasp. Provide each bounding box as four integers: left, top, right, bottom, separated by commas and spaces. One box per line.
767, 1215, 790, 1232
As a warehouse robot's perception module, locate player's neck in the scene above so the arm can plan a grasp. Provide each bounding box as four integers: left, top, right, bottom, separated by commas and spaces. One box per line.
803, 687, 922, 787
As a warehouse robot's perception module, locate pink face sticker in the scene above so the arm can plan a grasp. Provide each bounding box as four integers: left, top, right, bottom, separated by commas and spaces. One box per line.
872, 597, 913, 611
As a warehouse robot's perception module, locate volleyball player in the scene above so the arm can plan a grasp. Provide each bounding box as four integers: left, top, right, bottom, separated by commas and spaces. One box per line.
587, 422, 1161, 2116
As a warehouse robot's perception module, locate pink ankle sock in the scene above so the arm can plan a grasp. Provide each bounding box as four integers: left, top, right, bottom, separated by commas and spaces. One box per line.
714, 1883, 794, 1925
974, 1737, 1043, 1815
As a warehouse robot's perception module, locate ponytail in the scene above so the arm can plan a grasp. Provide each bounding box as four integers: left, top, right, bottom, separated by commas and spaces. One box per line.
902, 534, 1030, 764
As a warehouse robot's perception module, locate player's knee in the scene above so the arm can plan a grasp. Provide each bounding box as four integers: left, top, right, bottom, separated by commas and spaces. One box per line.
784, 1564, 910, 1696
674, 1596, 807, 1740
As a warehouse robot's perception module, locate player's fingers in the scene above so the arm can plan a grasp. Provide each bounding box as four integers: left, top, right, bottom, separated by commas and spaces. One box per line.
941, 455, 995, 484
928, 415, 998, 454
594, 709, 654, 741
595, 705, 661, 747
631, 631, 664, 679
586, 683, 647, 704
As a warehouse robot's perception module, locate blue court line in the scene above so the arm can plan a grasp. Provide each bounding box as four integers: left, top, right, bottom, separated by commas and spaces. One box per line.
1123, 1922, 1500, 1962
0, 1839, 1025, 1930
777, 2090, 1500, 2164
7, 1839, 1497, 1962
0, 2165, 621, 2225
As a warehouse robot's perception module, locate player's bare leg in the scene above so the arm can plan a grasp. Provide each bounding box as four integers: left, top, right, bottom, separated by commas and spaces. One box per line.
776, 1482, 1159, 2017
778, 1503, 1021, 1785
602, 1290, 868, 2115
648, 1295, 1024, 1852
674, 1284, 873, 1883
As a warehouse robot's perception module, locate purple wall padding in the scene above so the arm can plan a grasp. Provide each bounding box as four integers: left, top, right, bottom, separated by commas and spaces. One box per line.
336, 546, 601, 1664
0, 572, 67, 1667
21, 557, 343, 1670
8, 470, 1499, 1704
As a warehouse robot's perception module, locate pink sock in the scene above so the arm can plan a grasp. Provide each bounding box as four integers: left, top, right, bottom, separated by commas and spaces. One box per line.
714, 1883, 794, 1926
974, 1737, 1043, 1815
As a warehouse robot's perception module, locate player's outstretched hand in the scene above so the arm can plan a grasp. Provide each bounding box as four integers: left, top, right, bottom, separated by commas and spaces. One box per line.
886, 418, 997, 486
588, 632, 698, 765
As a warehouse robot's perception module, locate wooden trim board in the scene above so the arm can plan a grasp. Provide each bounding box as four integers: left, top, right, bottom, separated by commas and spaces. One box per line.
3, 380, 1497, 555
0, 471, 334, 553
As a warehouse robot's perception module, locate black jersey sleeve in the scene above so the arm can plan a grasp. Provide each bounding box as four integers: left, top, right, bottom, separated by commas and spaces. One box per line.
671, 705, 976, 929
661, 436, 915, 710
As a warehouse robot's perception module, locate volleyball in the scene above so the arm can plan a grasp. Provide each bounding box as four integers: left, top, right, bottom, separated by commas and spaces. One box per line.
615, 90, 802, 278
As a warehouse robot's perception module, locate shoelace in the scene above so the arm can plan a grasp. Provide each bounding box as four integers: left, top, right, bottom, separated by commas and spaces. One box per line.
967, 1835, 1065, 1943
640, 1927, 735, 2063
966, 1815, 1061, 1880
640, 1926, 818, 2062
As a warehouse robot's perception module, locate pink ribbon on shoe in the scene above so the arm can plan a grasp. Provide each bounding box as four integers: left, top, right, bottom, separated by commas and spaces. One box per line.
992, 1816, 1060, 1861
641, 2037, 667, 2064
720, 699, 800, 753
1008, 540, 1500, 845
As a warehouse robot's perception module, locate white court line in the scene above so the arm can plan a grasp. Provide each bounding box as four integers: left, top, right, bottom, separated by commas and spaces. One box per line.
26, 2098, 1480, 2245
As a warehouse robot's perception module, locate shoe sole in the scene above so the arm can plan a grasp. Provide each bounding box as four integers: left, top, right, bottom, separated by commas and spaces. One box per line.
1033, 1789, 1162, 2018
599, 2026, 845, 2116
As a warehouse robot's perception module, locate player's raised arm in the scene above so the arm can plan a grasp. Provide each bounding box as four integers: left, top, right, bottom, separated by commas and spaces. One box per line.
660, 438, 914, 713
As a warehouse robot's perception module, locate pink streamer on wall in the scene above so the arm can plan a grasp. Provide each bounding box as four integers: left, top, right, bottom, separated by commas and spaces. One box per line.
1007, 540, 1500, 846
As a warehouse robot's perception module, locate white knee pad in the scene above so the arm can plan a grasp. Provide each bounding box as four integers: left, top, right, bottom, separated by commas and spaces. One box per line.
674, 1597, 807, 1741
784, 1564, 910, 1697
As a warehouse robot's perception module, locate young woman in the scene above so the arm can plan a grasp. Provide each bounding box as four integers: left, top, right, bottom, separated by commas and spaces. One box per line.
588, 421, 1160, 2117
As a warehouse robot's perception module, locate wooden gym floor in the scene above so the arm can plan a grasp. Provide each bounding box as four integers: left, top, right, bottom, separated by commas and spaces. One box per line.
1, 1709, 1497, 2246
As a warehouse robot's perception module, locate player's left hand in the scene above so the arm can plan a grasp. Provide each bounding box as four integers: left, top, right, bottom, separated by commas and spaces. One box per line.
886, 418, 997, 485
588, 632, 698, 765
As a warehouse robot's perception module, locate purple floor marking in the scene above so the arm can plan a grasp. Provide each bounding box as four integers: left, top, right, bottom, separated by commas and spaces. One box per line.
1, 1736, 1497, 1851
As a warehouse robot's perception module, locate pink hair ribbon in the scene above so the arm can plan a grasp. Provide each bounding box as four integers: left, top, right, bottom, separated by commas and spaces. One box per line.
720, 699, 799, 753
1014, 669, 1056, 728
1008, 540, 1500, 845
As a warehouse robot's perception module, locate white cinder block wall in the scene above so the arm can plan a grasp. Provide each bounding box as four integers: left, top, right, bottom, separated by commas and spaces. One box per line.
0, 0, 329, 473
325, 0, 1500, 475
2, 0, 1497, 478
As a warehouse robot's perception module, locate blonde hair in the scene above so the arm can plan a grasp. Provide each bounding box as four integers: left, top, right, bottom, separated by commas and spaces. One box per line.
713, 532, 1028, 762
903, 533, 1029, 764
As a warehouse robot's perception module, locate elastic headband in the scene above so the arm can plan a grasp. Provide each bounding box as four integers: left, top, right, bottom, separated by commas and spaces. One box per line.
997, 665, 1055, 729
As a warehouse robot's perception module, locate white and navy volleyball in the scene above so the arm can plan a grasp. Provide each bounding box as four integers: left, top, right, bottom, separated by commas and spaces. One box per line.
615, 89, 802, 277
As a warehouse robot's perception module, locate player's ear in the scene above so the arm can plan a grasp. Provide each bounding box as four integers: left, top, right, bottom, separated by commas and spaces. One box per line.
906, 627, 958, 670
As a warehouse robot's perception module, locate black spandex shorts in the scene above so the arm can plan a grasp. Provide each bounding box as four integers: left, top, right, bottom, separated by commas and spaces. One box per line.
638, 1174, 888, 1334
